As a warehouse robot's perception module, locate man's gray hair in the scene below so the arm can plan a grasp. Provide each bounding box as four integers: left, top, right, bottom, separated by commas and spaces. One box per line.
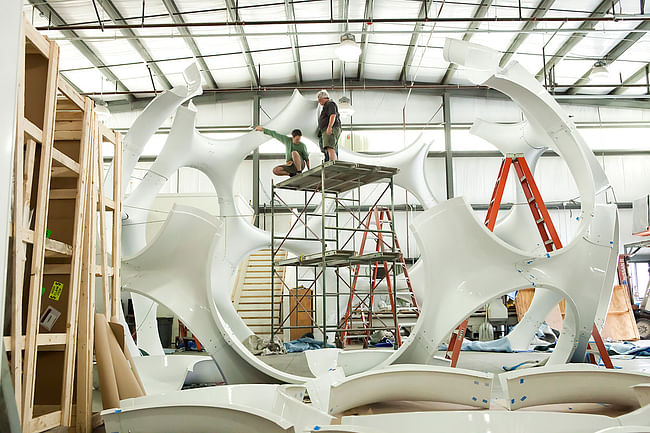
317, 90, 330, 99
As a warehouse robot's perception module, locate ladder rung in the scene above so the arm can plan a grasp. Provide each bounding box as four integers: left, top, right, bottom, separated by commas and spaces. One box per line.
535, 218, 544, 224
544, 239, 554, 245
527, 196, 535, 203
519, 175, 526, 182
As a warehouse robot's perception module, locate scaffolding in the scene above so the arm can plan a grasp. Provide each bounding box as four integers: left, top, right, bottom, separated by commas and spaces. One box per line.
270, 161, 418, 348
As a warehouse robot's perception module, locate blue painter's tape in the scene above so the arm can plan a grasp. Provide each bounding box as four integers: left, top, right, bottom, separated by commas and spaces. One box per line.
472, 397, 477, 401
314, 426, 321, 431
511, 399, 515, 404
521, 396, 527, 401
114, 409, 121, 413
474, 380, 479, 385
482, 399, 488, 404
520, 378, 524, 384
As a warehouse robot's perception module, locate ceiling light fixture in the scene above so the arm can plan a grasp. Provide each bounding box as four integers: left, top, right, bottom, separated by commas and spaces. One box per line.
95, 102, 111, 122
335, 33, 361, 62
590, 60, 609, 80
338, 95, 354, 117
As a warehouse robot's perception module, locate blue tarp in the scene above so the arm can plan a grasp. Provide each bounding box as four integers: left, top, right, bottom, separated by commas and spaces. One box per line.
439, 337, 514, 353
606, 341, 650, 357
283, 337, 335, 353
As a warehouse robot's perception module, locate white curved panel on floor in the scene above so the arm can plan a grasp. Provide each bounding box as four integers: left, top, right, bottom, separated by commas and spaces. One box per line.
304, 348, 341, 377
336, 350, 395, 377
184, 358, 222, 385
632, 384, 650, 407
104, 404, 294, 433
594, 428, 650, 433
340, 411, 620, 433
328, 365, 493, 414
131, 355, 221, 395
308, 427, 384, 433
618, 403, 650, 427
499, 365, 650, 410
131, 293, 164, 356
102, 384, 333, 433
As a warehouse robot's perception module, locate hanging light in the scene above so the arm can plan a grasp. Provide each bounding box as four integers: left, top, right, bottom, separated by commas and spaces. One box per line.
338, 96, 354, 117
590, 61, 609, 80
335, 33, 361, 62
95, 102, 111, 122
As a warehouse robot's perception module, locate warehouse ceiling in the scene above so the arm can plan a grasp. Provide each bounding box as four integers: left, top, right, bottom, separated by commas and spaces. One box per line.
24, 0, 650, 103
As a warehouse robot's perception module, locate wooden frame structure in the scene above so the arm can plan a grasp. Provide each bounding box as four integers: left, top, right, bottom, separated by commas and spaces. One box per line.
3, 17, 123, 433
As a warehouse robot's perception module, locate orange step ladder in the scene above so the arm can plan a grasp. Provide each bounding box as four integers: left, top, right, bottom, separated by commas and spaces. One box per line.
340, 207, 419, 348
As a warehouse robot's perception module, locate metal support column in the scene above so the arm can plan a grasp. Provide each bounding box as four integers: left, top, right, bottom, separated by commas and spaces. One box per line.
443, 92, 454, 199
253, 94, 260, 227
321, 165, 327, 347
270, 180, 275, 338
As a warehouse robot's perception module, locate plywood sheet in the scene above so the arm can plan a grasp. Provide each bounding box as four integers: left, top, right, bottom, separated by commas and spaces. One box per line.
601, 285, 640, 341
514, 288, 565, 330
289, 288, 313, 340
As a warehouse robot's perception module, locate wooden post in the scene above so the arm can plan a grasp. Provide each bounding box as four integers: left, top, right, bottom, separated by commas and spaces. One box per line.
76, 112, 98, 433
21, 39, 59, 427
10, 18, 26, 414
96, 126, 111, 318
111, 131, 123, 320
60, 96, 93, 426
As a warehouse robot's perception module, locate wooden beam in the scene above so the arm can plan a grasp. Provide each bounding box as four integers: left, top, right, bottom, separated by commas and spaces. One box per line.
21, 40, 60, 427
23, 16, 50, 57
49, 189, 78, 200
51, 167, 79, 178
61, 96, 93, 427
111, 131, 123, 319
55, 111, 84, 121
99, 122, 117, 144
57, 75, 85, 110
11, 24, 27, 413
23, 118, 43, 143
44, 238, 74, 257
76, 117, 98, 433
54, 130, 82, 141
95, 123, 111, 319
43, 263, 72, 275
29, 410, 62, 433
51, 147, 80, 174
56, 99, 84, 112
103, 197, 115, 211
20, 227, 72, 256
4, 334, 67, 351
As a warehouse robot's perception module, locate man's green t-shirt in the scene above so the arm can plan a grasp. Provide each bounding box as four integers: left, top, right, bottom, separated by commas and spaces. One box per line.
263, 128, 309, 164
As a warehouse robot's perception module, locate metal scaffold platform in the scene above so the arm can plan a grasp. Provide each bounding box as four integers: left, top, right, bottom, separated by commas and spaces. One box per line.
270, 161, 419, 349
